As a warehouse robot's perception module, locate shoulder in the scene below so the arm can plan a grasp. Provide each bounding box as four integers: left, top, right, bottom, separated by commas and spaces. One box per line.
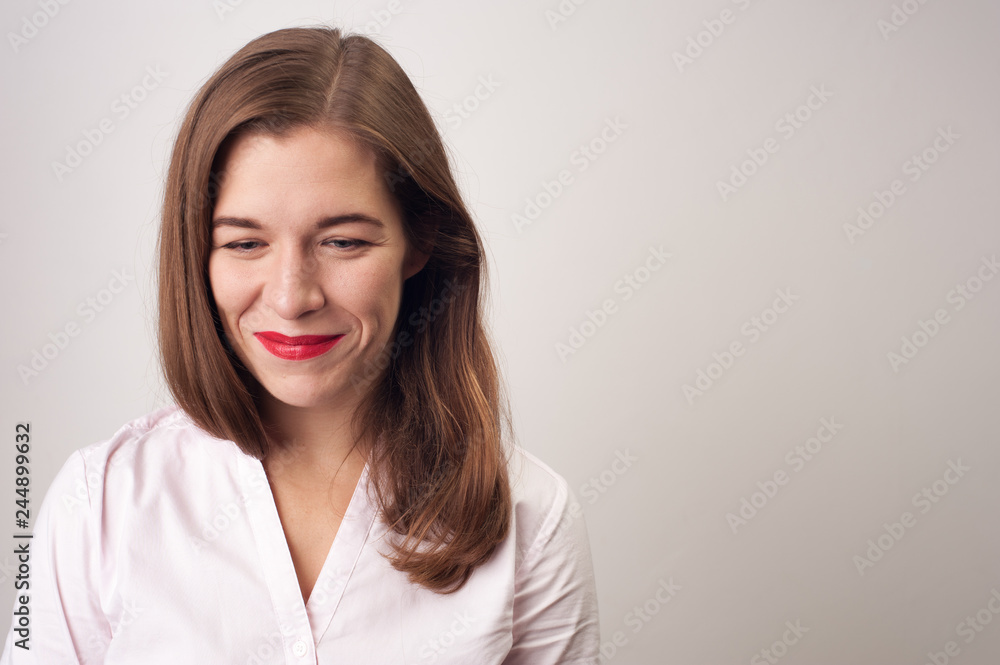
77, 404, 238, 472
505, 445, 584, 569
498, 446, 601, 662
50, 405, 243, 514
507, 445, 572, 519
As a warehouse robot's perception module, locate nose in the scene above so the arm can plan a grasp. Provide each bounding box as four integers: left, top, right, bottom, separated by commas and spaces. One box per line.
262, 248, 325, 319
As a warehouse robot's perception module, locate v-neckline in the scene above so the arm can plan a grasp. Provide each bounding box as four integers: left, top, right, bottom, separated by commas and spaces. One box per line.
240, 454, 379, 646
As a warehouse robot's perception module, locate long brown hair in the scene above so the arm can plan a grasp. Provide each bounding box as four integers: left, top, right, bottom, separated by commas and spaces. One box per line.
157, 26, 511, 593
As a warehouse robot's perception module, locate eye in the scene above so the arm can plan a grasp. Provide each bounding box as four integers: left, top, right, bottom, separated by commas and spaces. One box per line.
325, 239, 371, 250
220, 240, 264, 253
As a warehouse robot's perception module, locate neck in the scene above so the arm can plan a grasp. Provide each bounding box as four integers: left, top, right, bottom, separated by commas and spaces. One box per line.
259, 395, 371, 485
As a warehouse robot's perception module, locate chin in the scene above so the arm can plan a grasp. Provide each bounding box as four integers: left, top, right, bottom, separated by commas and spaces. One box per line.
258, 379, 349, 411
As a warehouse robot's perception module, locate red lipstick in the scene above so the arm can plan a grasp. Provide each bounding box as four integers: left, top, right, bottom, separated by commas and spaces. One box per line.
254, 332, 344, 361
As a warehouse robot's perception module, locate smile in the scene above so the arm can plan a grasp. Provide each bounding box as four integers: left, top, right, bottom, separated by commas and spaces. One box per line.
253, 331, 344, 361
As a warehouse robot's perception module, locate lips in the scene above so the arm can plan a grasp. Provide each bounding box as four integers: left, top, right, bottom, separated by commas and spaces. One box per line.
253, 331, 344, 361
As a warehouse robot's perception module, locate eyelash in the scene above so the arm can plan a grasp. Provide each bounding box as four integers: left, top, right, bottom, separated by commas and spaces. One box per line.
219, 239, 370, 253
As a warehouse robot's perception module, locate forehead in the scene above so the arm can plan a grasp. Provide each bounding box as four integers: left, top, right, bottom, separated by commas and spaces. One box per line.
212, 125, 401, 226
216, 125, 377, 186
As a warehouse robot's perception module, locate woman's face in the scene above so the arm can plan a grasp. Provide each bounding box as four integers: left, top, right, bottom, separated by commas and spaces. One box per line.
208, 125, 427, 412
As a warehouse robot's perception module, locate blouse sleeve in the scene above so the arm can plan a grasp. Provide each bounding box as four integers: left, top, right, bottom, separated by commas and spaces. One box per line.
503, 480, 600, 665
0, 451, 111, 664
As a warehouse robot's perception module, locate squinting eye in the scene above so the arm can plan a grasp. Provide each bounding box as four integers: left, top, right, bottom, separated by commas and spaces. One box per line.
221, 240, 262, 252
326, 239, 370, 250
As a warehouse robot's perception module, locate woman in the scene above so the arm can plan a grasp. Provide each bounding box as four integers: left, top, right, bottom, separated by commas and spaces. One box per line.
1, 26, 598, 664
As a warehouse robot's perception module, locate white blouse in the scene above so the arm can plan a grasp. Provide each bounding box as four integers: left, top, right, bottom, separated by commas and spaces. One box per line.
0, 406, 599, 664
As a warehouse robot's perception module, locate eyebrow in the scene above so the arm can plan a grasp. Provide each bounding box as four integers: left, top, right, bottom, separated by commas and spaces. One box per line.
211, 213, 385, 230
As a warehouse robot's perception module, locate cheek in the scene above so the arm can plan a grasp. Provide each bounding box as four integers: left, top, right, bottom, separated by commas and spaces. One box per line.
337, 257, 405, 323
207, 256, 253, 332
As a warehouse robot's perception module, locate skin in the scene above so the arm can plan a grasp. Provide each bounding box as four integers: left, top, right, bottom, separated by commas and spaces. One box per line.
207, 124, 428, 602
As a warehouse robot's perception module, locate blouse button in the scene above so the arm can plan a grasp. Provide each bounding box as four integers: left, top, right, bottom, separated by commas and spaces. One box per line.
292, 640, 308, 657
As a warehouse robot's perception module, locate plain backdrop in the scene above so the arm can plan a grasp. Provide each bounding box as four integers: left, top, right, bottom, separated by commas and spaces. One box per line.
2, 0, 999, 663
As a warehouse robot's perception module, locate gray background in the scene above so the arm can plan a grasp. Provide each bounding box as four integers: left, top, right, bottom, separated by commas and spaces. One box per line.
1, 0, 999, 663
